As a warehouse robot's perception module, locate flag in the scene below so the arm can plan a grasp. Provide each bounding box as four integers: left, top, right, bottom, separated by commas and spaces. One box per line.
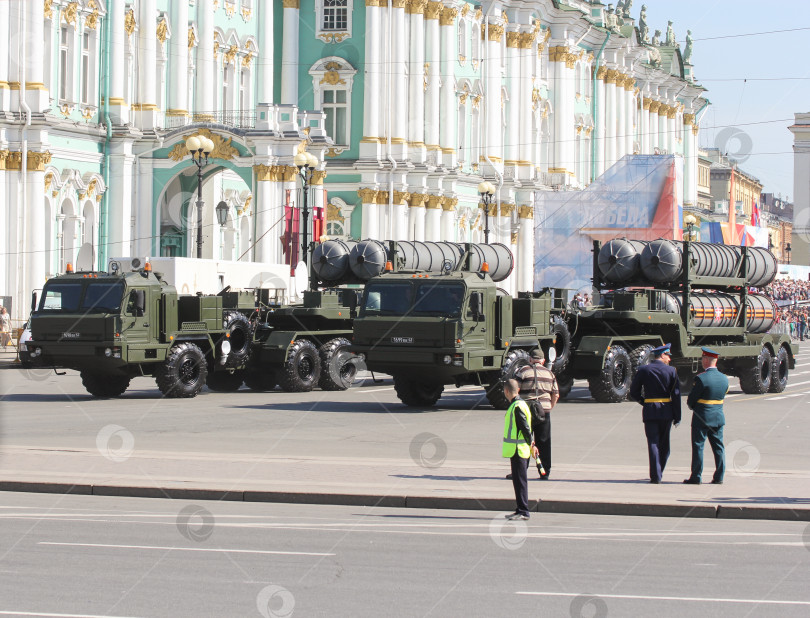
751, 198, 761, 227
282, 190, 299, 273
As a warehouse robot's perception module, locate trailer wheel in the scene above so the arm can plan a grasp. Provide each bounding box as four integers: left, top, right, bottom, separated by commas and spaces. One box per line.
739, 346, 773, 394
206, 370, 244, 392
80, 371, 130, 398
769, 346, 790, 393
278, 339, 320, 392
486, 349, 531, 409
222, 311, 253, 366
243, 368, 276, 392
556, 373, 574, 400
550, 316, 572, 373
630, 344, 655, 374
588, 345, 633, 403
318, 337, 357, 391
156, 342, 208, 398
393, 375, 444, 407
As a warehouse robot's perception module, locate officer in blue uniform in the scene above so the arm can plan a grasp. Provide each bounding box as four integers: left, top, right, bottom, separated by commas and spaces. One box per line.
684, 347, 729, 484
629, 343, 681, 483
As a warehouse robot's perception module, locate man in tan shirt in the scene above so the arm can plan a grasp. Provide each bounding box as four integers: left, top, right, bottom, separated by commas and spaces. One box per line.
516, 348, 559, 479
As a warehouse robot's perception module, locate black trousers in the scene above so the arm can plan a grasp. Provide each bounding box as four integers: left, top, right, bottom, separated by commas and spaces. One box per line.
509, 455, 530, 516
534, 414, 551, 474
644, 419, 672, 482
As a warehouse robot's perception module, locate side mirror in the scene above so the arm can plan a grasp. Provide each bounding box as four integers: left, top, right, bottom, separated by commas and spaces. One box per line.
134, 290, 146, 316
31, 291, 38, 313
547, 346, 557, 365
470, 292, 485, 321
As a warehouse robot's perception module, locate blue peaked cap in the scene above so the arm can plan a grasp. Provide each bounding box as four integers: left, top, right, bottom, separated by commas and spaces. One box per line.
652, 343, 671, 357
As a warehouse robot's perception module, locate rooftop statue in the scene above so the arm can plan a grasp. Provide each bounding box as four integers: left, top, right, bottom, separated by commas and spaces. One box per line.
639, 4, 649, 43
605, 4, 621, 32
665, 20, 676, 46
651, 28, 661, 47
622, 0, 633, 19
683, 29, 694, 64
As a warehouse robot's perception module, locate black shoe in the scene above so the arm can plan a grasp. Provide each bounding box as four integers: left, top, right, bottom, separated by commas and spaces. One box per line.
683, 478, 701, 485
506, 512, 529, 521
539, 474, 550, 480
505, 473, 513, 480
650, 479, 661, 484
711, 479, 723, 484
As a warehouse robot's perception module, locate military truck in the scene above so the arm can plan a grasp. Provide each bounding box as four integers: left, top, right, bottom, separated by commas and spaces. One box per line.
27, 264, 254, 398
558, 239, 799, 403
351, 243, 571, 408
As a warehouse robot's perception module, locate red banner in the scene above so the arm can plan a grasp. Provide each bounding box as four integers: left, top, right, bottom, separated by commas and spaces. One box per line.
282, 189, 299, 273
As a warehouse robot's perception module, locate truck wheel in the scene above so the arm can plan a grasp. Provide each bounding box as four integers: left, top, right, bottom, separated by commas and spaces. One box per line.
156, 342, 208, 398
486, 349, 531, 409
243, 368, 276, 392
556, 373, 574, 400
769, 346, 790, 393
206, 370, 244, 392
588, 345, 633, 403
222, 311, 253, 366
739, 346, 773, 394
278, 339, 320, 392
393, 375, 444, 407
318, 337, 357, 391
80, 371, 130, 398
630, 344, 654, 373
550, 316, 572, 373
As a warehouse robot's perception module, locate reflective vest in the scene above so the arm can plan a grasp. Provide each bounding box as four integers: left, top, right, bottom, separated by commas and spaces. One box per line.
503, 398, 532, 458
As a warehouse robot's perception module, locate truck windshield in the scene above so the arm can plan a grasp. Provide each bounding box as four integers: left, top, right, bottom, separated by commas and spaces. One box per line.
361, 281, 465, 317
38, 281, 125, 313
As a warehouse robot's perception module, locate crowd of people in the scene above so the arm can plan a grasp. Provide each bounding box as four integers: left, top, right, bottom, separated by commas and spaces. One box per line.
762, 278, 810, 303
758, 278, 810, 341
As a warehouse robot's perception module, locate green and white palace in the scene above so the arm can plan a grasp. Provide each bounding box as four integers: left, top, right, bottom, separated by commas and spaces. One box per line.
0, 0, 707, 319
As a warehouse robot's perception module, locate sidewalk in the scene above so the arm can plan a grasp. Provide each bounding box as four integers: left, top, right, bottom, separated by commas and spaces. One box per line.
2, 444, 808, 521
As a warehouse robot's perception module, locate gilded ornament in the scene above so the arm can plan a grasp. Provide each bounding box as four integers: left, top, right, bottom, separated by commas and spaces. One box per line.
320, 71, 346, 86
325, 61, 342, 70
156, 17, 168, 45
392, 0, 407, 8
242, 7, 252, 21
511, 231, 518, 245
44, 172, 54, 192
474, 8, 483, 21
6, 152, 23, 171
188, 26, 197, 49
63, 1, 79, 26
518, 31, 536, 49
408, 193, 427, 207
499, 203, 515, 217
683, 113, 695, 126
423, 63, 429, 92
442, 198, 458, 212
311, 171, 328, 185
471, 94, 481, 110
357, 188, 379, 203
327, 203, 345, 223
393, 191, 411, 205
80, 107, 94, 120
460, 3, 470, 16
427, 195, 445, 209
506, 32, 520, 48
242, 53, 253, 67
44, 0, 53, 20
86, 1, 100, 30
224, 44, 238, 65
282, 0, 300, 7
406, 0, 428, 14
224, 0, 236, 18
27, 151, 52, 172
440, 6, 458, 26
169, 129, 239, 162
517, 204, 534, 219
481, 23, 504, 42
375, 191, 390, 205
59, 103, 74, 117
124, 9, 136, 36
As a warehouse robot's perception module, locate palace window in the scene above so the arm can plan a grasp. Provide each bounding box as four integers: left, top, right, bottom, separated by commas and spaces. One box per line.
59, 25, 74, 101
322, 88, 347, 145
309, 58, 357, 150
316, 0, 352, 41
81, 32, 91, 104
239, 67, 250, 112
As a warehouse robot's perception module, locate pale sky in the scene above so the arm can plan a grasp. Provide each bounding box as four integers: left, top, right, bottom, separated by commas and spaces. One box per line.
643, 0, 809, 200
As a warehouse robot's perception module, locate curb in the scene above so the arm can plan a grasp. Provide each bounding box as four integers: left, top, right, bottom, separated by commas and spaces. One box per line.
2, 481, 809, 522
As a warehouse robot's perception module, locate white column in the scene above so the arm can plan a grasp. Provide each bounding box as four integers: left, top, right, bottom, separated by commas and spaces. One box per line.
135, 157, 153, 257
281, 2, 299, 105
440, 201, 456, 241
360, 190, 379, 240
424, 5, 441, 155
195, 0, 214, 116
641, 99, 650, 153
389, 0, 407, 159
604, 73, 617, 169
625, 83, 635, 156
517, 205, 534, 292
504, 32, 520, 170
425, 199, 442, 242
0, 0, 10, 111
134, 0, 158, 128
167, 0, 188, 118
519, 34, 534, 180
667, 109, 676, 153
483, 23, 502, 169
649, 104, 659, 151
407, 4, 425, 162
440, 6, 459, 167
595, 71, 606, 177
253, 176, 273, 263
683, 117, 696, 207
108, 0, 128, 123
107, 148, 134, 262
361, 2, 382, 158
658, 108, 667, 152
24, 0, 48, 111
259, 0, 274, 103
616, 77, 626, 163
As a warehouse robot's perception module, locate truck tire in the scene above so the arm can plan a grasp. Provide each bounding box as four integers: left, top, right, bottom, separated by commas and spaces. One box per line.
556, 373, 574, 400
486, 349, 531, 409
318, 337, 357, 391
206, 370, 244, 392
156, 342, 208, 398
222, 311, 253, 366
243, 367, 276, 392
588, 345, 633, 403
278, 339, 321, 392
393, 375, 444, 407
630, 344, 654, 373
739, 346, 773, 394
769, 345, 790, 393
80, 371, 130, 398
550, 316, 572, 373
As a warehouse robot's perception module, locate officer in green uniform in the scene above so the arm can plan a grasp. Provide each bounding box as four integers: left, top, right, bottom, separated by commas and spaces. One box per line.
684, 347, 729, 485
502, 379, 539, 520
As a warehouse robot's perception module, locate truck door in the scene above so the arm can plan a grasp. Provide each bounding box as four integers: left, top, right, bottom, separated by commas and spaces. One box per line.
122, 288, 150, 344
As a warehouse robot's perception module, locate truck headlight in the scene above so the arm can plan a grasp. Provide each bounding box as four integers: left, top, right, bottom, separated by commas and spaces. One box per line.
442, 355, 452, 364
105, 347, 112, 357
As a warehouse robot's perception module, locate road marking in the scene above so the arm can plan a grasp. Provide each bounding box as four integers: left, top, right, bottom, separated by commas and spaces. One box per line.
0, 609, 142, 618
515, 591, 810, 606
37, 542, 334, 557
767, 390, 810, 400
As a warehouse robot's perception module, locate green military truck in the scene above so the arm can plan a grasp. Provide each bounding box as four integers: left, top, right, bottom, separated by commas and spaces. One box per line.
350, 243, 570, 408
27, 265, 255, 398
558, 239, 799, 402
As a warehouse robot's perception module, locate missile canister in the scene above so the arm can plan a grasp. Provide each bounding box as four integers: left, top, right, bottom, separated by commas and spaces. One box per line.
678, 292, 776, 333
312, 239, 356, 281
597, 239, 647, 282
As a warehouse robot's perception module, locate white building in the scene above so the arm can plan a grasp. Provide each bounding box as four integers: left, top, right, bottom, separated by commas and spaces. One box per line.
789, 112, 810, 266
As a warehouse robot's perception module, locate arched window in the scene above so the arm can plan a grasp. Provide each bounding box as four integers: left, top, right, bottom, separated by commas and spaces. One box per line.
309, 58, 357, 150
458, 19, 467, 65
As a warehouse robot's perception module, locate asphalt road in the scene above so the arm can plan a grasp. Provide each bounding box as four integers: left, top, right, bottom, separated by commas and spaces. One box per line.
2, 358, 809, 473
1, 493, 809, 618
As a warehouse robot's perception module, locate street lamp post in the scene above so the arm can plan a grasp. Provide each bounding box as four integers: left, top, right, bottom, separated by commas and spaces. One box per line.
786, 242, 792, 264
294, 151, 320, 265
216, 200, 229, 260
477, 181, 496, 244
185, 135, 215, 259
684, 213, 697, 242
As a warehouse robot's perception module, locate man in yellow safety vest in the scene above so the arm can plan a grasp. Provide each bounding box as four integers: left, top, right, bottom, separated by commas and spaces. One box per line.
502, 378, 539, 520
